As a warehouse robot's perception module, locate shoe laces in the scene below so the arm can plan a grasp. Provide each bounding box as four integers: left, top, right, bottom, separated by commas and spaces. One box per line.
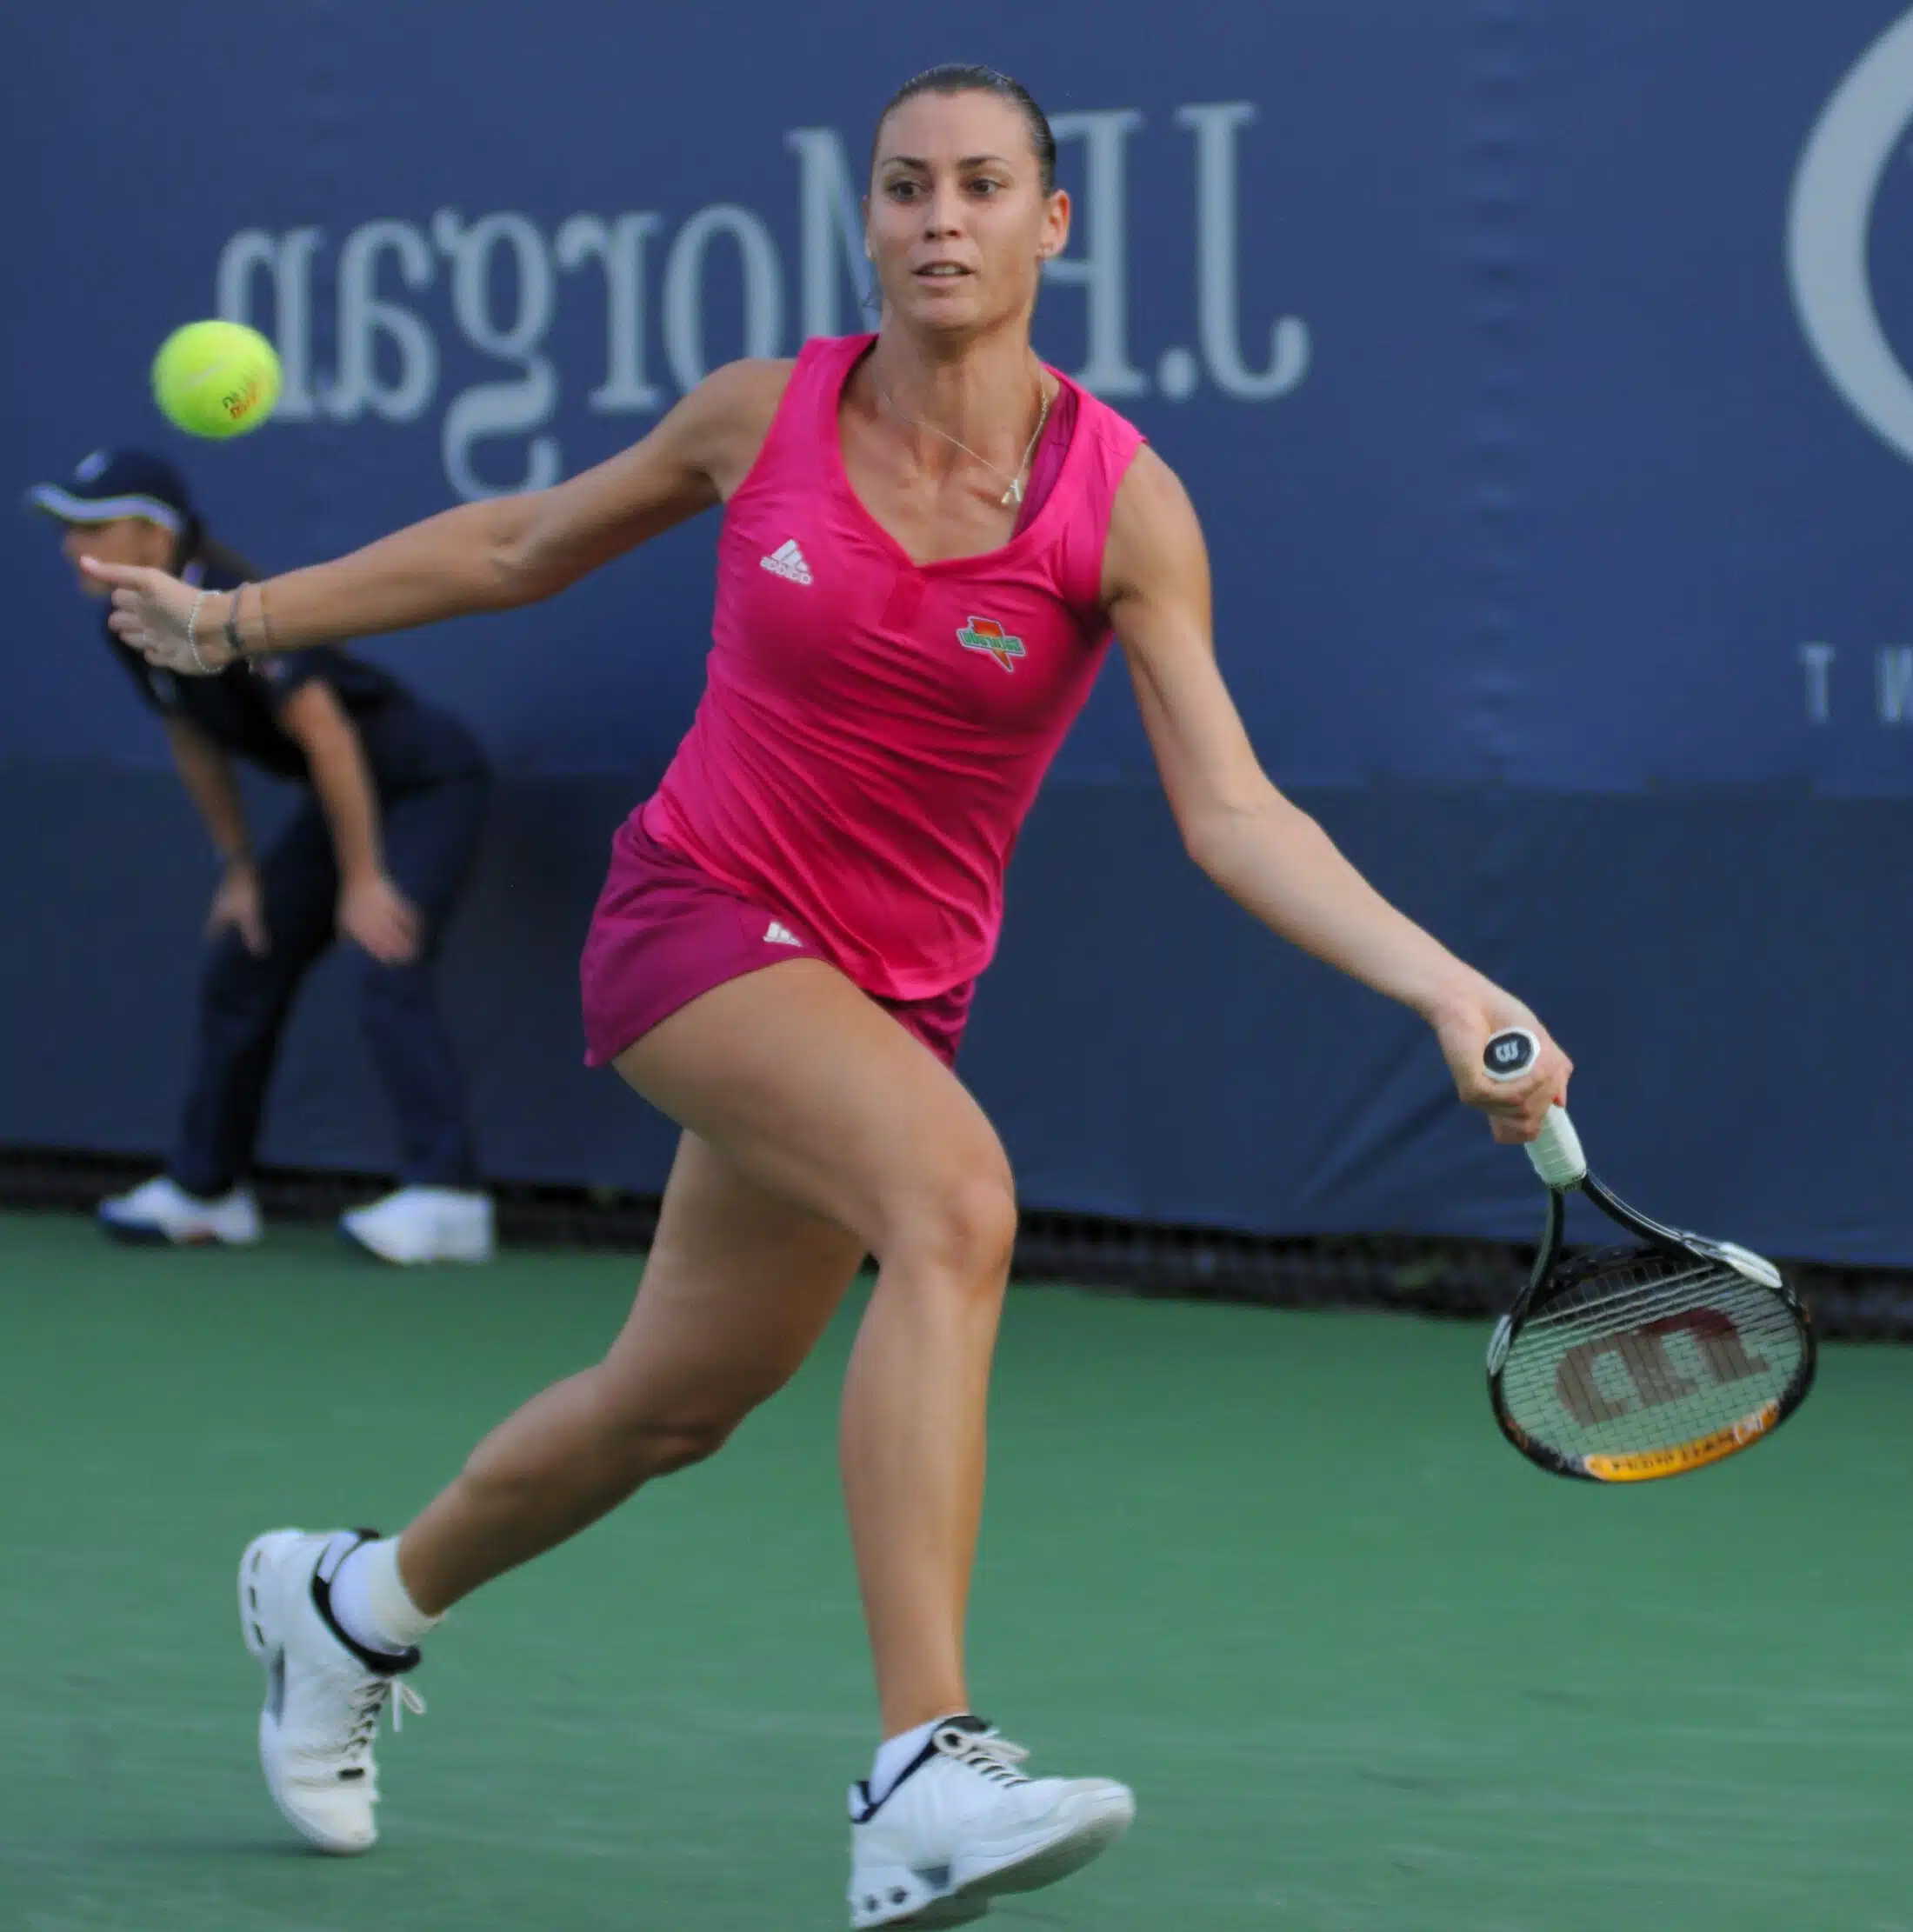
340, 1675, 426, 1762
931, 1723, 1030, 1787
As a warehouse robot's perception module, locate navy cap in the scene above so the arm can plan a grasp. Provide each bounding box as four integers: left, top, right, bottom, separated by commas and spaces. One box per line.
26, 449, 192, 536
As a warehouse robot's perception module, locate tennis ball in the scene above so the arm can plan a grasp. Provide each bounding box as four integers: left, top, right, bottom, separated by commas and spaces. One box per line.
151, 320, 282, 439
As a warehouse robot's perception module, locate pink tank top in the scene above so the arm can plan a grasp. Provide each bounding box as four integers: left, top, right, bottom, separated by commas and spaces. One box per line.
642, 333, 1145, 1001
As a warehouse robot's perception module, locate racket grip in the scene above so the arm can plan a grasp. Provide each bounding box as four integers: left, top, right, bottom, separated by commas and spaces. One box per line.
1481, 1029, 1586, 1187
1526, 1106, 1588, 1189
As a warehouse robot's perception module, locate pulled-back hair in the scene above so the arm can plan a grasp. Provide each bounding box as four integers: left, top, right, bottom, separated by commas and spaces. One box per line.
869, 64, 1057, 195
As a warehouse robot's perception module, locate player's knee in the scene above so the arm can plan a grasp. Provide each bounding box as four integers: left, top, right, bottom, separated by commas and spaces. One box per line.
891, 1169, 1019, 1289
617, 1411, 738, 1479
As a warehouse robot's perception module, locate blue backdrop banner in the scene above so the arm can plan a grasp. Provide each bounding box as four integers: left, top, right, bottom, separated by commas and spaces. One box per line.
8, 2, 1913, 1259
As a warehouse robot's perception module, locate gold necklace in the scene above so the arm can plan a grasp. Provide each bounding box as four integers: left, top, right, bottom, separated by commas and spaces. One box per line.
876, 371, 1054, 507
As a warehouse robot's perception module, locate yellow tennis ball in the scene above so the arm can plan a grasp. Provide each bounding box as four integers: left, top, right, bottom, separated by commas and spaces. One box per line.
151, 320, 282, 439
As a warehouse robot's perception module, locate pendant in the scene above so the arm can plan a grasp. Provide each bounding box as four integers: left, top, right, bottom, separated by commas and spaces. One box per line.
1001, 477, 1023, 508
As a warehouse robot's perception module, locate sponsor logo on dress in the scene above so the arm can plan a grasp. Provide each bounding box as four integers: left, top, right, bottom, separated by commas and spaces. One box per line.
956, 616, 1026, 673
759, 539, 812, 585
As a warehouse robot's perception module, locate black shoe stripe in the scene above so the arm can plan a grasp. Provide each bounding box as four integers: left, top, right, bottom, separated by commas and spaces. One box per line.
307, 1535, 421, 1677
853, 1714, 990, 1820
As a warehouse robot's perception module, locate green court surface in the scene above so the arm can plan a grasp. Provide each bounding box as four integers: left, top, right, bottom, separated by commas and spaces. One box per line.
3, 1209, 1910, 1932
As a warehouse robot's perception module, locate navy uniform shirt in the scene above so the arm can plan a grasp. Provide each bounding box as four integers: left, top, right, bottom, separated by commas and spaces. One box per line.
107, 543, 484, 792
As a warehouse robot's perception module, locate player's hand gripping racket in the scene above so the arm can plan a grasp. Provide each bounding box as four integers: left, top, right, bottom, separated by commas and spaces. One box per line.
1480, 1029, 1815, 1482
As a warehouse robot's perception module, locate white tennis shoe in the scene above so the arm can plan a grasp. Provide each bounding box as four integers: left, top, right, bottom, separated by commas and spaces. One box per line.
238, 1529, 423, 1854
339, 1186, 494, 1264
847, 1717, 1134, 1928
98, 1175, 261, 1245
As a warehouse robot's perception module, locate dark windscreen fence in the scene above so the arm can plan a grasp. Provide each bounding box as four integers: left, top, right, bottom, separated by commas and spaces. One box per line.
9, 3, 1913, 1264
5, 1149, 1910, 1342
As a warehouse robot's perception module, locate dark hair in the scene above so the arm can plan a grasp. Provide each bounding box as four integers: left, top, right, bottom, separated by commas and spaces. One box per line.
869, 64, 1057, 195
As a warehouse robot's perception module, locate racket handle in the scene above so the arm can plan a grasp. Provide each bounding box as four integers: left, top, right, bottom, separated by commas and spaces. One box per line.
1525, 1107, 1588, 1189
1480, 1029, 1588, 1189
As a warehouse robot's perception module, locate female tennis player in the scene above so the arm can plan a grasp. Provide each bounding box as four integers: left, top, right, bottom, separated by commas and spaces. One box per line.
90, 64, 1570, 1928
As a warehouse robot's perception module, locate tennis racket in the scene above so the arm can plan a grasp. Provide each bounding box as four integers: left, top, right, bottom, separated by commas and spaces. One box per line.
1480, 1028, 1816, 1482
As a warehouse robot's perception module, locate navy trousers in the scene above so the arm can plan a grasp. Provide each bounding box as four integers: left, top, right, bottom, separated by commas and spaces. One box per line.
170, 771, 488, 1196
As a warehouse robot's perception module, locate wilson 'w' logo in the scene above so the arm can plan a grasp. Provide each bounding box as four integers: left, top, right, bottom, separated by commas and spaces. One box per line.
956, 616, 1026, 673
1555, 1308, 1771, 1427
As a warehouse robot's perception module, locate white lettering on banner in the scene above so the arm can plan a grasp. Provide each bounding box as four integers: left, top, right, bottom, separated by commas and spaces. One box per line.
1177, 103, 1310, 402
1790, 7, 1913, 464
210, 103, 1312, 500
326, 219, 437, 423
216, 228, 322, 418
1799, 643, 1836, 723
786, 128, 868, 340
1046, 110, 1149, 396
1790, 23, 1913, 738
1878, 647, 1913, 724
433, 211, 561, 499
662, 204, 785, 392
1788, 642, 1913, 729
555, 213, 664, 414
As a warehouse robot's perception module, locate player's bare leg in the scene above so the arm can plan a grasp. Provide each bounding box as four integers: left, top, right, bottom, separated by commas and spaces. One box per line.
243, 960, 1130, 1920
398, 1129, 867, 1609
242, 1124, 863, 1853
615, 963, 1135, 1927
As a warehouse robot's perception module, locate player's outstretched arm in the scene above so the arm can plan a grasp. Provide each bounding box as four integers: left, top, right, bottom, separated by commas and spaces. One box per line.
1103, 447, 1570, 1142
81, 359, 793, 675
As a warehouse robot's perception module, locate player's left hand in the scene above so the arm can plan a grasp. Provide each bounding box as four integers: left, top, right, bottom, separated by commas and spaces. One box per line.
338, 871, 423, 966
1430, 989, 1571, 1143
79, 557, 227, 674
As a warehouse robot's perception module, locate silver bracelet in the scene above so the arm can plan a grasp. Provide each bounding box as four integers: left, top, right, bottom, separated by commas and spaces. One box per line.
183, 590, 215, 674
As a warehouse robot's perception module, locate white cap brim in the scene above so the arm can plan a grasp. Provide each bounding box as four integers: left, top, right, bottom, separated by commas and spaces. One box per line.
25, 483, 183, 536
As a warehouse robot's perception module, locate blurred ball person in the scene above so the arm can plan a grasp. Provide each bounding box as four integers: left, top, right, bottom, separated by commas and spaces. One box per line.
29, 449, 496, 1263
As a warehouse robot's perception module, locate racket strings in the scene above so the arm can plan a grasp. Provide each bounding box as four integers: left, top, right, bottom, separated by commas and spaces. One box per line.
1499, 1245, 1805, 1461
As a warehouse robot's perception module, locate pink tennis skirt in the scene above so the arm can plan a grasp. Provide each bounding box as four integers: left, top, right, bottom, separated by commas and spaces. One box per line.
580, 809, 974, 1070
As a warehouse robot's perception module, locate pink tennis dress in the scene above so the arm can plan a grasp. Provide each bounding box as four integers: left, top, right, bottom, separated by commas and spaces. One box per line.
581, 332, 1146, 1069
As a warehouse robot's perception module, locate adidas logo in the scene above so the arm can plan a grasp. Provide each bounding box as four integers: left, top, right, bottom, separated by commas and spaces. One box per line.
760, 539, 812, 585
763, 920, 803, 947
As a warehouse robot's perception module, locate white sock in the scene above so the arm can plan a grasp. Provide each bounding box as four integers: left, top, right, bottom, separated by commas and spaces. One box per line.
325, 1535, 440, 1655
870, 1715, 962, 1804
